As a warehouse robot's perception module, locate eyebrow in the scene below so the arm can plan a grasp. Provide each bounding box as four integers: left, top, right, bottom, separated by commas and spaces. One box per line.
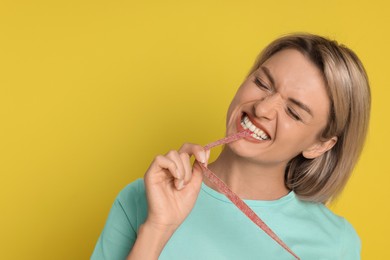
260, 66, 275, 86
259, 66, 313, 117
288, 98, 313, 116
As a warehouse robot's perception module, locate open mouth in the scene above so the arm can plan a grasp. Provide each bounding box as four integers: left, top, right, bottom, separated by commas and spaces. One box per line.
240, 113, 271, 141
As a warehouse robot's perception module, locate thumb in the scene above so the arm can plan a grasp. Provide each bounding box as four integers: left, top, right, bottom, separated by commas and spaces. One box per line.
187, 161, 203, 191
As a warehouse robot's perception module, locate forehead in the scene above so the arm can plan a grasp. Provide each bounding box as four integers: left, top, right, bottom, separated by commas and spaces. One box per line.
259, 49, 324, 85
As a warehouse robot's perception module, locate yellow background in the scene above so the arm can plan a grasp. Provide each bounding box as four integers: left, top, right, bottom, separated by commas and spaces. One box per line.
1, 0, 389, 259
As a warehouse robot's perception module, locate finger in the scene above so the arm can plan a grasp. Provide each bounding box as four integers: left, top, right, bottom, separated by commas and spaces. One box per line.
180, 152, 192, 185
205, 149, 210, 167
191, 161, 204, 188
148, 155, 180, 180
179, 143, 208, 164
165, 150, 186, 190
192, 160, 203, 174
149, 155, 185, 190
165, 150, 185, 179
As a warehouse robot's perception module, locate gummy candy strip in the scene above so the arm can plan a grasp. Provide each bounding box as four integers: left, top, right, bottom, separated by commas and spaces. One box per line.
200, 129, 300, 260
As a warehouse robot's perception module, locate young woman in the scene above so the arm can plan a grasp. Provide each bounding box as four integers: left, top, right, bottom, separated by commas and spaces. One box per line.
92, 33, 370, 259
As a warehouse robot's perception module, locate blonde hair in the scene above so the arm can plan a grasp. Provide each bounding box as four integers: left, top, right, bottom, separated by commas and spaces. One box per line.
248, 33, 371, 203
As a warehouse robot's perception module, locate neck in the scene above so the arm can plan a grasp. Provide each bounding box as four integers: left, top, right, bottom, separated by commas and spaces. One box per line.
204, 146, 290, 201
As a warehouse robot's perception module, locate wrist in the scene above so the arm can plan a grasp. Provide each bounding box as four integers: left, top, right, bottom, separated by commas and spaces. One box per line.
127, 221, 177, 260
143, 219, 179, 235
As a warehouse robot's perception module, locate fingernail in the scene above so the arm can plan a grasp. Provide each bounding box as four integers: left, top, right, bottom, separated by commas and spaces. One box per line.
205, 150, 210, 167
199, 152, 206, 164
176, 168, 181, 178
178, 179, 185, 190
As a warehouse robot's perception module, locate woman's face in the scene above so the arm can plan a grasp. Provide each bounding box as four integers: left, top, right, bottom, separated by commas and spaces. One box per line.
226, 48, 334, 166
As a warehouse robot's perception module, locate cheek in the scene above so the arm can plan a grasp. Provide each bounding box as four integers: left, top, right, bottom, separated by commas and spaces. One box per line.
278, 121, 313, 145
281, 124, 322, 153
226, 98, 238, 121
229, 86, 263, 110
226, 83, 267, 125
278, 119, 296, 135
226, 87, 247, 119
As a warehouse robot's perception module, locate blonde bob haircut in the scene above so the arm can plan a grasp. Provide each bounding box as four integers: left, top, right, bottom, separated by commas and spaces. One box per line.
247, 33, 371, 203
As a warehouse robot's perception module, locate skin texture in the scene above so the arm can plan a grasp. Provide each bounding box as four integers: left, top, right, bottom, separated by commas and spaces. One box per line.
127, 49, 337, 259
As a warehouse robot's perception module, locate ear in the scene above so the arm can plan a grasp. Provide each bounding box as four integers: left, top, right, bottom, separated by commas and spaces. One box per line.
302, 136, 338, 159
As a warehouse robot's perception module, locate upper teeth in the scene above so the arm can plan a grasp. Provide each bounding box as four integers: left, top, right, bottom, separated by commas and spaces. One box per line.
241, 115, 270, 140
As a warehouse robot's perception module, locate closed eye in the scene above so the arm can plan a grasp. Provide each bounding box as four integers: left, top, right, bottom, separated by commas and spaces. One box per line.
286, 107, 301, 121
253, 77, 271, 91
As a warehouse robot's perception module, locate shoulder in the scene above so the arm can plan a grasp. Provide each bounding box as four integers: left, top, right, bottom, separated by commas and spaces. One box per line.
339, 217, 361, 259
115, 178, 148, 231
296, 199, 347, 228
91, 179, 147, 259
295, 199, 361, 258
117, 178, 146, 202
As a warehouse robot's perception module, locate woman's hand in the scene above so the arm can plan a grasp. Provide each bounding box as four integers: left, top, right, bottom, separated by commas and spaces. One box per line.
127, 144, 210, 260
143, 143, 210, 233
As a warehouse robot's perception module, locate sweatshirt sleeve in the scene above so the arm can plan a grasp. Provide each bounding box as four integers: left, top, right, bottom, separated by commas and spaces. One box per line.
340, 218, 361, 260
91, 179, 148, 260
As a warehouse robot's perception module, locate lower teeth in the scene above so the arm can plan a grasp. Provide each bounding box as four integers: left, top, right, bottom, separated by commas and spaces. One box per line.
251, 133, 263, 140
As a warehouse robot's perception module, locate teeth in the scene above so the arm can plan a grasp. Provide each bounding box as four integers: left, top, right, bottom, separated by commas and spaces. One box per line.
240, 115, 270, 140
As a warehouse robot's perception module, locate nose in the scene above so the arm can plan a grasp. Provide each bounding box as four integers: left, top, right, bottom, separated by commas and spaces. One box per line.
253, 93, 283, 120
